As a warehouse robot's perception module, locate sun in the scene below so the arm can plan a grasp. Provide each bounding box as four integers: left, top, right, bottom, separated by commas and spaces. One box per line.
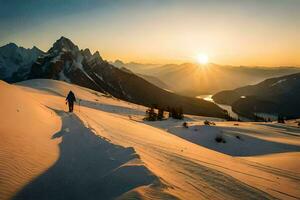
197, 53, 209, 65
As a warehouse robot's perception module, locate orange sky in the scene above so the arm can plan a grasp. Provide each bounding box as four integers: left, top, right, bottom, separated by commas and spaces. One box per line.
1, 0, 299, 66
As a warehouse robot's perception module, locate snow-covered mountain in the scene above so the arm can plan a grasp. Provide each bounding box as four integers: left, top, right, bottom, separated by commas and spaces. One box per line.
0, 37, 224, 118
0, 43, 44, 81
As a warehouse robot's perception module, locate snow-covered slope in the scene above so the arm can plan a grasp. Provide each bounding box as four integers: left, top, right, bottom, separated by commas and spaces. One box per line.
1, 79, 300, 200
0, 80, 61, 200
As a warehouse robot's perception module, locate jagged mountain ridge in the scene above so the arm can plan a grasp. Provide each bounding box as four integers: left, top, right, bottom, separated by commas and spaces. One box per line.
24, 37, 225, 117
0, 43, 44, 81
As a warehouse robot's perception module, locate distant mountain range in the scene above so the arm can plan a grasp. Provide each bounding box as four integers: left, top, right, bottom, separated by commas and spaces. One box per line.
212, 73, 300, 119
111, 60, 174, 91
112, 61, 300, 97
0, 37, 225, 118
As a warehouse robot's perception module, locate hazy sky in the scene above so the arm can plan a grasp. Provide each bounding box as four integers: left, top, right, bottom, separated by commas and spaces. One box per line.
0, 0, 299, 66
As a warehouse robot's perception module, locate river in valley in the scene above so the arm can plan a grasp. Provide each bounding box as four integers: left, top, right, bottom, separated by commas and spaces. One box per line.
196, 94, 251, 121
196, 94, 278, 121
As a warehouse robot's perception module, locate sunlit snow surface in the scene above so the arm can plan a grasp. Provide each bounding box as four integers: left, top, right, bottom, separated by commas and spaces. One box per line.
0, 79, 299, 200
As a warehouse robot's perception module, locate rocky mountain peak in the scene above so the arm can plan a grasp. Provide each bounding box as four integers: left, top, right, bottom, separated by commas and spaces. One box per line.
0, 43, 19, 56
82, 48, 92, 59
111, 59, 125, 68
3, 42, 18, 49
49, 36, 79, 53
114, 59, 124, 65
31, 46, 39, 50
84, 50, 104, 66
91, 51, 103, 61
0, 43, 44, 80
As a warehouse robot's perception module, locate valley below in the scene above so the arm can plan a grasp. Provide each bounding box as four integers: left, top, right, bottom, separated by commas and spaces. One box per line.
196, 94, 252, 121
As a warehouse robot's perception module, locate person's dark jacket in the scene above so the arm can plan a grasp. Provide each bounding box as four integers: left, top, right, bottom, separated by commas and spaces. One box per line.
66, 91, 76, 103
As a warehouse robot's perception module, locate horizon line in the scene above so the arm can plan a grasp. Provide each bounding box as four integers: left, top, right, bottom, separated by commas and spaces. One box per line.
1, 38, 300, 68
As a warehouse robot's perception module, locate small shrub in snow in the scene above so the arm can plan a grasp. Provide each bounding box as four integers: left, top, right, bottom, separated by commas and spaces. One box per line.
215, 135, 226, 143
183, 122, 188, 128
144, 107, 158, 121
204, 120, 210, 126
144, 106, 166, 121
204, 120, 215, 126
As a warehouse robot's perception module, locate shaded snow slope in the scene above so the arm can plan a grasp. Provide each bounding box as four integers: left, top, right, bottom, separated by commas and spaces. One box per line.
1, 79, 300, 200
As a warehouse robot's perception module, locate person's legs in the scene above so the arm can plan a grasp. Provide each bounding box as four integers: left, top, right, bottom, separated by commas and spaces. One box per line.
68, 101, 74, 112
68, 103, 71, 112
70, 102, 74, 112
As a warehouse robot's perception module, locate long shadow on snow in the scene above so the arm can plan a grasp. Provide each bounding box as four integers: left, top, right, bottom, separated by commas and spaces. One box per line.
13, 110, 157, 200
146, 122, 300, 156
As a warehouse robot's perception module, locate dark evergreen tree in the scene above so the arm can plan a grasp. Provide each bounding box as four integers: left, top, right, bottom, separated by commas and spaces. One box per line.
177, 107, 184, 119
166, 106, 172, 118
254, 114, 259, 122
157, 107, 164, 120
171, 107, 184, 120
145, 106, 157, 121
277, 115, 285, 123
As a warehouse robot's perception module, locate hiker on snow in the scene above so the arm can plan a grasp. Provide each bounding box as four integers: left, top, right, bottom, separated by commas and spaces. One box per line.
66, 91, 76, 112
